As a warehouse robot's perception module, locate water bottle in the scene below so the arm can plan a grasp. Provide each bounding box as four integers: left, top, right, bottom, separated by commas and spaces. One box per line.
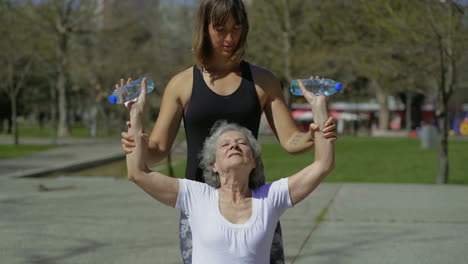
108, 77, 155, 104
290, 79, 343, 96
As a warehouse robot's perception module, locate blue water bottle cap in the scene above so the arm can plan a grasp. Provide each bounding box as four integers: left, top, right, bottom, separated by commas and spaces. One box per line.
108, 95, 118, 104
335, 82, 343, 92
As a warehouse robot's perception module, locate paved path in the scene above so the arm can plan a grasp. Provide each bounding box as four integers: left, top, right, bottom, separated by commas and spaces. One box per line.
1, 178, 467, 264
0, 136, 124, 178
1, 136, 467, 263
0, 136, 186, 179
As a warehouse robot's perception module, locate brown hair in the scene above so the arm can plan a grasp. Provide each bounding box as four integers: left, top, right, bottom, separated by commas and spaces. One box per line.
193, 0, 249, 68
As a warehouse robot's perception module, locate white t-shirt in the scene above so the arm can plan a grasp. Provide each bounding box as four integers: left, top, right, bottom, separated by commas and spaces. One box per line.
176, 177, 293, 264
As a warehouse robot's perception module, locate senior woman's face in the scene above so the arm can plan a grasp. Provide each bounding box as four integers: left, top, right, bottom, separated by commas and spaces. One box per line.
213, 130, 255, 173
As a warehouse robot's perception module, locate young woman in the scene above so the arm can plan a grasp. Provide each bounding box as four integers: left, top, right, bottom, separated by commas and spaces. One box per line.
119, 0, 336, 262
125, 78, 335, 264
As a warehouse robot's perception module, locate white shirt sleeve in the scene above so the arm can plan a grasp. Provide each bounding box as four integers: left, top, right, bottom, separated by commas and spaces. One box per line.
175, 179, 212, 216
256, 177, 293, 218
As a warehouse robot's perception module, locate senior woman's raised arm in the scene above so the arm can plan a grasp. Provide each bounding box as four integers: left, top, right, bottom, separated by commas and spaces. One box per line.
288, 81, 335, 206
126, 79, 179, 208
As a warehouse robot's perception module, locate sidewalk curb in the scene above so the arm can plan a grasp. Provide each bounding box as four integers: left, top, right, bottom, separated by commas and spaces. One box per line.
5, 153, 125, 179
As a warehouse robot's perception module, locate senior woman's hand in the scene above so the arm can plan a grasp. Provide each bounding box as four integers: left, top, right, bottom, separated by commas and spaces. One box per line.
299, 76, 337, 142
127, 78, 148, 129
116, 78, 149, 154
298, 76, 328, 105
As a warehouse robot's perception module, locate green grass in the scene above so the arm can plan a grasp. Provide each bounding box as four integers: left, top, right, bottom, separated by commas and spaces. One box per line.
159, 137, 468, 184
315, 208, 328, 223
0, 124, 119, 138
0, 145, 57, 159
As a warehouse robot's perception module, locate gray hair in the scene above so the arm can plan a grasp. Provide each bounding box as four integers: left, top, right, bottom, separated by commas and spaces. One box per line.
199, 121, 265, 189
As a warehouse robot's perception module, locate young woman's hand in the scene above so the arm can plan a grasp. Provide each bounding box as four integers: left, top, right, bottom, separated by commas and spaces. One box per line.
322, 117, 337, 142
121, 127, 148, 154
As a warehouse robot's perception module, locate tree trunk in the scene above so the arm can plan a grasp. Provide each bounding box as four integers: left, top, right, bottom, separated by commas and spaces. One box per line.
435, 1, 456, 184
281, 0, 292, 106
90, 104, 98, 138
435, 76, 449, 183
50, 80, 58, 145
436, 98, 448, 184
102, 108, 111, 136
57, 69, 70, 137
372, 79, 390, 131
405, 91, 413, 132
9, 94, 18, 145
57, 30, 70, 137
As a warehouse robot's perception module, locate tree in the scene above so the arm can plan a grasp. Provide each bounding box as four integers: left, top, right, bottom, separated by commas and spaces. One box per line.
248, 0, 328, 104
72, 0, 195, 176
0, 1, 36, 145
370, 0, 467, 183
247, 0, 401, 120
321, 0, 412, 131
27, 0, 97, 137
415, 0, 467, 183
330, 0, 467, 182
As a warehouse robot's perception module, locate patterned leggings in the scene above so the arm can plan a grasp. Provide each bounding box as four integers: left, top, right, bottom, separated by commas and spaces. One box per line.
179, 212, 285, 264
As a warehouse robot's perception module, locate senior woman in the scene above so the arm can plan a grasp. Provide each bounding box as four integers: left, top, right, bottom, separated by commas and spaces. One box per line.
126, 79, 335, 263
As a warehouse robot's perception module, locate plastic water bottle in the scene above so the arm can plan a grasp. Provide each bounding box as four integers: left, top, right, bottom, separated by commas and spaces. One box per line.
108, 77, 155, 104
290, 79, 343, 96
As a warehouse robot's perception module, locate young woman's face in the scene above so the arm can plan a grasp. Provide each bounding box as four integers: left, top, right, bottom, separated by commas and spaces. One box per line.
208, 13, 242, 58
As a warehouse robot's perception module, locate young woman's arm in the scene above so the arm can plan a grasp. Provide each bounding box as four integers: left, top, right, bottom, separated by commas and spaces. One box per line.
126, 79, 180, 208
253, 68, 336, 154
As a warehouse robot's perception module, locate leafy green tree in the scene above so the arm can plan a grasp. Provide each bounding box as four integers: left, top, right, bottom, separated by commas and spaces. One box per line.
0, 1, 36, 145
364, 0, 467, 183
247, 0, 329, 104
409, 0, 467, 183
25, 0, 97, 137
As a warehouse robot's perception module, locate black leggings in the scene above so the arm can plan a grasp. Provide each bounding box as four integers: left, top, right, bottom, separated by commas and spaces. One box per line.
178, 212, 285, 264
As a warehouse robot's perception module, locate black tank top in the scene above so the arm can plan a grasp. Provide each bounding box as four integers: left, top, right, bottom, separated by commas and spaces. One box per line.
182, 61, 262, 182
